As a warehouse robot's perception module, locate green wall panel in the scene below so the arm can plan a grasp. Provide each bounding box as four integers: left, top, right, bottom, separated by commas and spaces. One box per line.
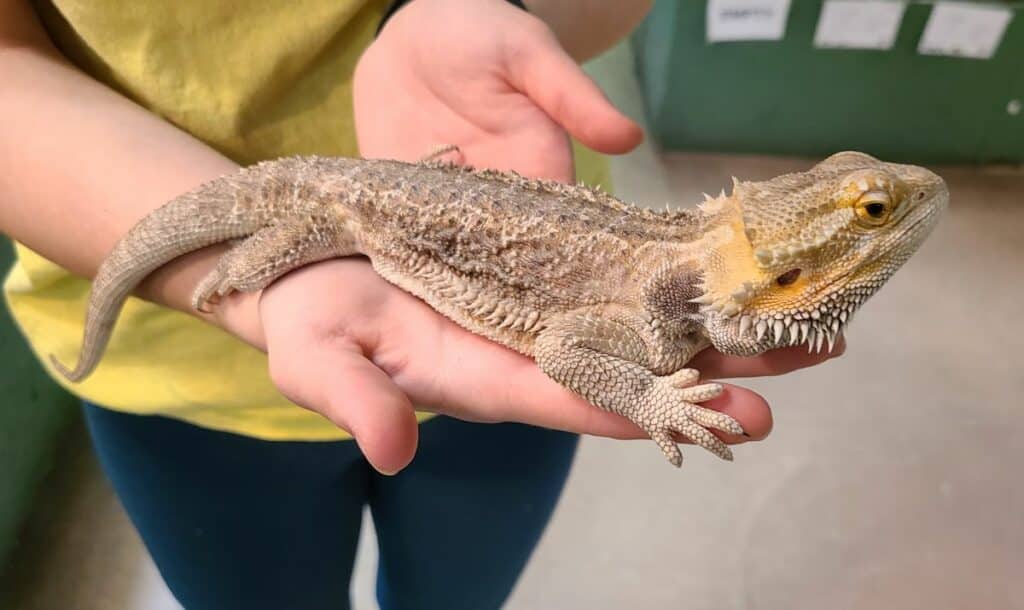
633, 1, 1024, 164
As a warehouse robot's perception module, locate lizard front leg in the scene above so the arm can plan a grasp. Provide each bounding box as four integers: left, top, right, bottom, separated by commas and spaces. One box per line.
535, 307, 744, 466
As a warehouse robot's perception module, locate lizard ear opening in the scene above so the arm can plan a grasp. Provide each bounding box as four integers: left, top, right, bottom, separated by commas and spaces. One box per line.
775, 268, 801, 286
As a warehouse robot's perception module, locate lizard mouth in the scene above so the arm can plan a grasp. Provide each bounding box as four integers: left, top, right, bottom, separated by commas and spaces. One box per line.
735, 303, 852, 354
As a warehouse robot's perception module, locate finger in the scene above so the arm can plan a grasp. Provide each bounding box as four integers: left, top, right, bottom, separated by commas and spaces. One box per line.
691, 335, 847, 380
700, 384, 773, 442
270, 342, 419, 475
505, 28, 643, 154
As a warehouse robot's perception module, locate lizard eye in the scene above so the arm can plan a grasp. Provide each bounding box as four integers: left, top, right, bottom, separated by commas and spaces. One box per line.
776, 268, 801, 286
854, 191, 893, 225
865, 203, 886, 217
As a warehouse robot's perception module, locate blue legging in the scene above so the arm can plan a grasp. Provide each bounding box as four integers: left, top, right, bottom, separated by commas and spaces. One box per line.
83, 402, 579, 610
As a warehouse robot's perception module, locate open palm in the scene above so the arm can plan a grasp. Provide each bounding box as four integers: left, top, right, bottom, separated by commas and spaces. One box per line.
353, 0, 643, 182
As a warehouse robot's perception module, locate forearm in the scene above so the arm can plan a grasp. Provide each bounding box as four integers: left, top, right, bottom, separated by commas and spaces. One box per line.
0, 1, 236, 315
523, 0, 653, 62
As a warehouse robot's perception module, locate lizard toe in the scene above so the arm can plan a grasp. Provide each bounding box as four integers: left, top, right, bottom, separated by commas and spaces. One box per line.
683, 403, 745, 437
649, 429, 683, 467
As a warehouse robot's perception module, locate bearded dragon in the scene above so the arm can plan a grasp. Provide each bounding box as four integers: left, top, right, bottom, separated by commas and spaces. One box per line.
51, 151, 947, 466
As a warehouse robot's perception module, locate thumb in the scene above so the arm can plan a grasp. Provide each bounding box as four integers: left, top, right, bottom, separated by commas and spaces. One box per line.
270, 343, 420, 475
506, 29, 644, 154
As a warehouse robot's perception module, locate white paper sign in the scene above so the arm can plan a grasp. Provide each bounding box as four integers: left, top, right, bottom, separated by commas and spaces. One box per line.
814, 1, 907, 50
918, 2, 1013, 60
707, 0, 792, 42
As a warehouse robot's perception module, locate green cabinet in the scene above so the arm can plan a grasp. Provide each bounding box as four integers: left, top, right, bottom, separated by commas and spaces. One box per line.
632, 1, 1024, 164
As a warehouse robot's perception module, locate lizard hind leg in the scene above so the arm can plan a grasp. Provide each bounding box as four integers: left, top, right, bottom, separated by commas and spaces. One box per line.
191, 214, 359, 312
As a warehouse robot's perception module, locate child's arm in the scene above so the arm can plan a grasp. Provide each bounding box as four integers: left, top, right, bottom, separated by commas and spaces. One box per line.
0, 1, 237, 317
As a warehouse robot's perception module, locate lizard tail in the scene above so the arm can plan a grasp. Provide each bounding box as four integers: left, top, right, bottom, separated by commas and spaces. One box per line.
49, 268, 134, 382
50, 166, 274, 382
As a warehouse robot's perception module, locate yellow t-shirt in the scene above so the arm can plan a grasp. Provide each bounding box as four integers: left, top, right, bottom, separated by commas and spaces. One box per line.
5, 0, 612, 441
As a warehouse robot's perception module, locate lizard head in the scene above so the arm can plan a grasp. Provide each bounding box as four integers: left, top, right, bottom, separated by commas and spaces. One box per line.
697, 151, 947, 355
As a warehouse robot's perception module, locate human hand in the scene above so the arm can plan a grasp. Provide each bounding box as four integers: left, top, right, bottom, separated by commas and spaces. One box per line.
353, 0, 643, 181
214, 260, 842, 475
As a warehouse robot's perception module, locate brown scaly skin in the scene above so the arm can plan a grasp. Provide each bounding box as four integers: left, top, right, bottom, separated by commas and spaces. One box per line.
51, 151, 947, 466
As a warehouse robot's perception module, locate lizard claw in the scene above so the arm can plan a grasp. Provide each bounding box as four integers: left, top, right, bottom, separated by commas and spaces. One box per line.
193, 293, 221, 314
191, 276, 223, 313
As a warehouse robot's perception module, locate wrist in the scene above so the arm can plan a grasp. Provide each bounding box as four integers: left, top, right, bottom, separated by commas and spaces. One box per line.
375, 0, 527, 36
212, 288, 267, 351
135, 242, 268, 351
519, 0, 654, 61
135, 244, 228, 312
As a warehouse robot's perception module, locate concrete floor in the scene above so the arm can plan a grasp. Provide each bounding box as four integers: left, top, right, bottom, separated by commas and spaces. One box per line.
3, 44, 1023, 610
